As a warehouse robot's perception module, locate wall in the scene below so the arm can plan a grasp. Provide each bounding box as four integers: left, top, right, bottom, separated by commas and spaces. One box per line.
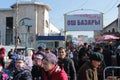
0, 10, 14, 45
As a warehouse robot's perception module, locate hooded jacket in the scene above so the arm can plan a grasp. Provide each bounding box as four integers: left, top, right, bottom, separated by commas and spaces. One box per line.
44, 65, 68, 80
13, 66, 32, 80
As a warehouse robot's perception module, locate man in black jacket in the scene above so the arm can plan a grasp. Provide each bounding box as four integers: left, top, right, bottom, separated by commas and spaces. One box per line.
58, 47, 76, 80
31, 54, 44, 80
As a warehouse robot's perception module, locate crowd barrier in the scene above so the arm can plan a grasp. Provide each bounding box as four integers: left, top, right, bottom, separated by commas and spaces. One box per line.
103, 66, 120, 80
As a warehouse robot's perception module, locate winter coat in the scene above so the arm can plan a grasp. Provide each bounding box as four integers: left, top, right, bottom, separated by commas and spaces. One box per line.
116, 51, 120, 66
31, 65, 44, 80
0, 48, 5, 68
103, 49, 112, 66
25, 56, 33, 71
58, 57, 76, 80
77, 61, 98, 80
13, 67, 32, 80
43, 65, 68, 80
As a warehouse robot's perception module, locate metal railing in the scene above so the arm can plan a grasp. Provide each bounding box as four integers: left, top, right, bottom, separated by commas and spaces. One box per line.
103, 66, 120, 80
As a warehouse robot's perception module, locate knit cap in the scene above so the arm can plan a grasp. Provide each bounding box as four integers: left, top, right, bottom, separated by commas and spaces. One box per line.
44, 53, 58, 65
89, 52, 103, 62
34, 54, 44, 61
16, 55, 26, 62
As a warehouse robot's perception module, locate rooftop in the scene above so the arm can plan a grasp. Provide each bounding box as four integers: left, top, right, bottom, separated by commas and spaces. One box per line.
11, 1, 51, 11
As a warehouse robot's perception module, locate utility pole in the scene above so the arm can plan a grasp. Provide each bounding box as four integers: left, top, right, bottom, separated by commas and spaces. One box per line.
15, 0, 18, 49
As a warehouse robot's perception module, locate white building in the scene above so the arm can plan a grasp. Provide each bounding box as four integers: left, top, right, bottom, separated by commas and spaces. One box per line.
0, 0, 65, 49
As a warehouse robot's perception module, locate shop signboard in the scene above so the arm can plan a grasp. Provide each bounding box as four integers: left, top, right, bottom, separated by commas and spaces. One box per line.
65, 14, 103, 31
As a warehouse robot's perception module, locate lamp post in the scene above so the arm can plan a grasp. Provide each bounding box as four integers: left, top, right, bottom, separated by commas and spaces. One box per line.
15, 0, 19, 49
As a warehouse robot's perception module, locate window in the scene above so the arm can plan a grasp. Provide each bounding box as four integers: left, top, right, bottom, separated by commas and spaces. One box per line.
112, 28, 115, 32
19, 18, 31, 26
6, 17, 13, 45
46, 20, 49, 28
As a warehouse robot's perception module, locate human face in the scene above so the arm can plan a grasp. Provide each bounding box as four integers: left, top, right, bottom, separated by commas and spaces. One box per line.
45, 50, 51, 54
34, 58, 42, 66
15, 60, 25, 69
99, 48, 103, 54
5, 60, 11, 68
92, 60, 101, 68
42, 59, 54, 71
85, 45, 88, 49
58, 49, 66, 59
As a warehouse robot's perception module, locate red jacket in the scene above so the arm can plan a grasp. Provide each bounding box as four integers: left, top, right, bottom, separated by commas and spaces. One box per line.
44, 65, 68, 80
0, 47, 6, 67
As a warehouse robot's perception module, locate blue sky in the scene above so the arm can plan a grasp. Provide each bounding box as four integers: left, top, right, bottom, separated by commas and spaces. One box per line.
0, 0, 120, 37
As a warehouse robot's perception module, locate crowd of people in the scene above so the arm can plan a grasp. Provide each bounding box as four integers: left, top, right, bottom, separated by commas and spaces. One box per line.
0, 42, 120, 80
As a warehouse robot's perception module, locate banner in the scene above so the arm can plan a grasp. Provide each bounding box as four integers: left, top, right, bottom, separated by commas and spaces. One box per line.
65, 14, 103, 31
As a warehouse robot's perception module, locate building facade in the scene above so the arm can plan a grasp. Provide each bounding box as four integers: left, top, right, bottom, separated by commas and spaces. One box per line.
94, 4, 120, 39
0, 0, 65, 49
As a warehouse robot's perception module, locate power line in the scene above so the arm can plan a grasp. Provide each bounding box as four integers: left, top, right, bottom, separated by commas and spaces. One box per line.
104, 0, 119, 14
80, 0, 88, 8
103, 0, 114, 11
74, 0, 88, 10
